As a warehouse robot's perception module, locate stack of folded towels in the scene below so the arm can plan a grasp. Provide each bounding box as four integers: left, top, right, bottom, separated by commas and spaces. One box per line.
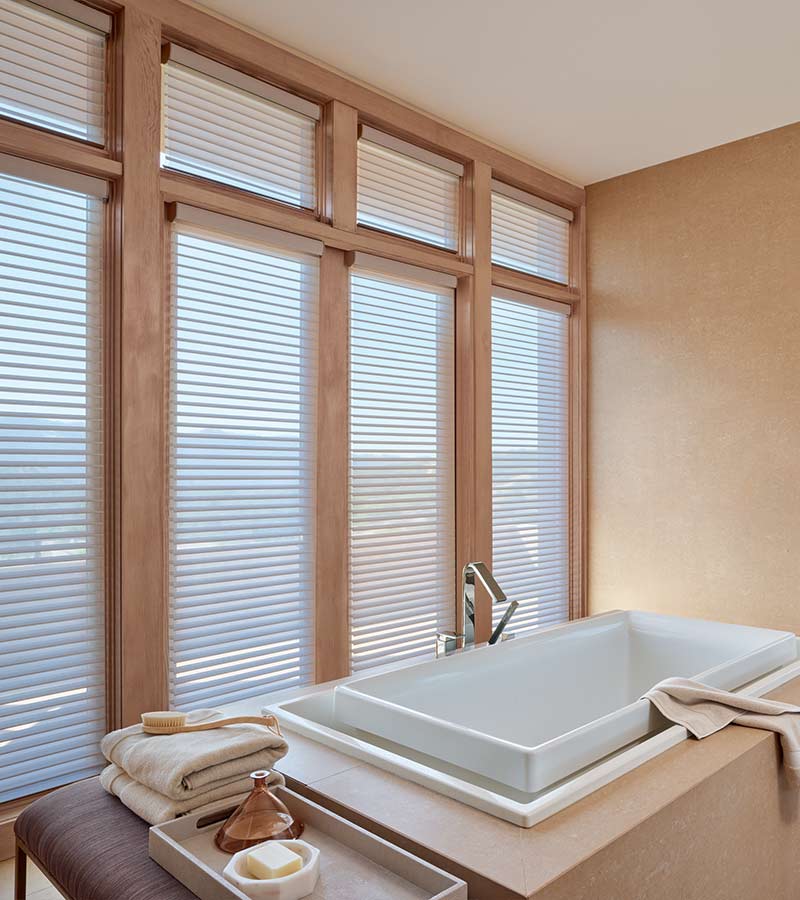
100, 710, 289, 824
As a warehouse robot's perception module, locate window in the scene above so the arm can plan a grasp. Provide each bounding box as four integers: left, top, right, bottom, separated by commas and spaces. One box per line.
168, 205, 320, 709
349, 256, 455, 670
357, 126, 462, 250
0, 154, 106, 802
491, 289, 570, 636
162, 45, 319, 209
0, 0, 585, 808
0, 0, 109, 143
491, 180, 572, 284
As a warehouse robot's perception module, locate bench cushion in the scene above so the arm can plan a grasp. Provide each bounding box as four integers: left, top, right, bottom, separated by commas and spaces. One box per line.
15, 777, 196, 900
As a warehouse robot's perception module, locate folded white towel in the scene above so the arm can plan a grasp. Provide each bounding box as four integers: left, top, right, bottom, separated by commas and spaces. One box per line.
644, 677, 800, 785
100, 709, 288, 800
100, 764, 284, 825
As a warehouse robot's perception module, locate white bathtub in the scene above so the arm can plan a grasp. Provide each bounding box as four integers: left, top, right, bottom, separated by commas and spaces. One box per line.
265, 611, 800, 825
332, 610, 796, 792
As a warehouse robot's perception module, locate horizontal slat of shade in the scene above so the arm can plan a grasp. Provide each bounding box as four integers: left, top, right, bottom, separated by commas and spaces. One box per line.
491, 295, 569, 637
169, 224, 318, 710
162, 61, 317, 209
0, 0, 105, 142
357, 138, 460, 251
491, 191, 570, 284
0, 169, 105, 803
350, 269, 455, 671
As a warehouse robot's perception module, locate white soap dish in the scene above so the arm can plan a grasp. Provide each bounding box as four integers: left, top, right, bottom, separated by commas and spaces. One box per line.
222, 840, 319, 900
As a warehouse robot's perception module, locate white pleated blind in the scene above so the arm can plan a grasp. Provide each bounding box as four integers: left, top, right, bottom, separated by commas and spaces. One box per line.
0, 161, 106, 802
162, 50, 318, 209
349, 264, 455, 671
0, 0, 107, 143
491, 186, 571, 284
491, 292, 570, 636
169, 217, 319, 710
357, 130, 461, 250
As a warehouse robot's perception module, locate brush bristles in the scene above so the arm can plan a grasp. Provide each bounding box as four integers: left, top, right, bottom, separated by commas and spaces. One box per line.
141, 711, 187, 733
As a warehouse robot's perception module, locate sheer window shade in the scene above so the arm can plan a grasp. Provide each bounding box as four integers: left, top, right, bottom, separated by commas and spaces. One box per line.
357, 128, 462, 250
162, 47, 318, 209
0, 159, 106, 802
0, 0, 108, 143
169, 215, 319, 710
491, 182, 571, 284
491, 291, 570, 636
349, 263, 455, 671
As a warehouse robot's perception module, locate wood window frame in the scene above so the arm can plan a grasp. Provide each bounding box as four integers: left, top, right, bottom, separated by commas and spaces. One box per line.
0, 0, 588, 837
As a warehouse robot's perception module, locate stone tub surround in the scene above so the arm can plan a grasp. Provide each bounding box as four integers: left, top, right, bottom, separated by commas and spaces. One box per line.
223, 675, 800, 898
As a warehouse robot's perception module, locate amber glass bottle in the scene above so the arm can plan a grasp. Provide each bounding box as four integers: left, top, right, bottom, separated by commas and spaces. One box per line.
215, 770, 304, 853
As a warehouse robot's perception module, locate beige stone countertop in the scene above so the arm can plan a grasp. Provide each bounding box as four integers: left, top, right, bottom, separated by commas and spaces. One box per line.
272, 675, 800, 899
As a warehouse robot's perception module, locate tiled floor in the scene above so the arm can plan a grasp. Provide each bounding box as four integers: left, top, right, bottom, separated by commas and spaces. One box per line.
0, 857, 60, 900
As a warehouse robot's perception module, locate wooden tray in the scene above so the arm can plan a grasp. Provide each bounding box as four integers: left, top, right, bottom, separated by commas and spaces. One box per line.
149, 785, 466, 900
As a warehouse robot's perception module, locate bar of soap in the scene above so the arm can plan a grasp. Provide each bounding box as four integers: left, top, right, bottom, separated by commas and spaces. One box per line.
246, 842, 303, 880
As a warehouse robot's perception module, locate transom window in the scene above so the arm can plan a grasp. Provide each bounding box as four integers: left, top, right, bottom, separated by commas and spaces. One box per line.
357, 126, 463, 250
491, 180, 572, 284
161, 45, 319, 209
0, 0, 110, 143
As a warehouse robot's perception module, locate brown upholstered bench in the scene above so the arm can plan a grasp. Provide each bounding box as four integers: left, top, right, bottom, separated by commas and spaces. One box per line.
14, 778, 196, 900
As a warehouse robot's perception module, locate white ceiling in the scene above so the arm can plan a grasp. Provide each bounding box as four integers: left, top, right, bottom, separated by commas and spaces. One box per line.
198, 0, 800, 186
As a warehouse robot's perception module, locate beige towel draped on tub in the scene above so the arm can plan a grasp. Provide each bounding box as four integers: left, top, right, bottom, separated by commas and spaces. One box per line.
644, 677, 800, 785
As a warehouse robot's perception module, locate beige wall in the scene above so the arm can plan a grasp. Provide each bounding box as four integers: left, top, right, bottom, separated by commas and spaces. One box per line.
586, 122, 800, 632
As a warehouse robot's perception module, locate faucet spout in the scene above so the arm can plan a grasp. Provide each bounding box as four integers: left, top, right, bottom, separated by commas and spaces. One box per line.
466, 561, 507, 604
435, 561, 517, 656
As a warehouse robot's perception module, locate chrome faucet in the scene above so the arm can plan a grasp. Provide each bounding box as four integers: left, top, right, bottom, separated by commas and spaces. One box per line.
435, 562, 519, 657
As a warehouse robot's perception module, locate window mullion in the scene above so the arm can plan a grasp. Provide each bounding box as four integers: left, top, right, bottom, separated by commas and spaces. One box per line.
468, 160, 494, 644
314, 246, 351, 681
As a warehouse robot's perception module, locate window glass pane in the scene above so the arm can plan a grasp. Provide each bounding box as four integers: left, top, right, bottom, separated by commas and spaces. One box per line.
169, 225, 317, 708
357, 139, 460, 250
0, 169, 105, 801
349, 269, 455, 670
491, 192, 570, 283
491, 295, 569, 636
162, 62, 317, 209
0, 0, 105, 142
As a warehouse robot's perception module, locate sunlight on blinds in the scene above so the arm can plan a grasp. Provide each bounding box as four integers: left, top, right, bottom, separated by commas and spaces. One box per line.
491, 293, 570, 636
349, 267, 455, 671
169, 224, 318, 709
0, 167, 105, 802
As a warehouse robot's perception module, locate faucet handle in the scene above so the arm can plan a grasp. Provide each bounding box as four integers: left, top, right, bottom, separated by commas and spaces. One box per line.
435, 630, 464, 657
487, 598, 519, 645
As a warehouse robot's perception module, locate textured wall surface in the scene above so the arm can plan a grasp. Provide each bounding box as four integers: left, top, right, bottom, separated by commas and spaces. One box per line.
586, 122, 800, 632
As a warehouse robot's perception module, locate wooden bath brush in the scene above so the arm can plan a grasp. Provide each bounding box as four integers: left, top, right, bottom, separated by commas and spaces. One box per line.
141, 711, 282, 736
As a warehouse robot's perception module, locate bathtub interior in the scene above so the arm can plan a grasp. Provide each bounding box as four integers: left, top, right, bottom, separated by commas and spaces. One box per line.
332, 611, 795, 748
